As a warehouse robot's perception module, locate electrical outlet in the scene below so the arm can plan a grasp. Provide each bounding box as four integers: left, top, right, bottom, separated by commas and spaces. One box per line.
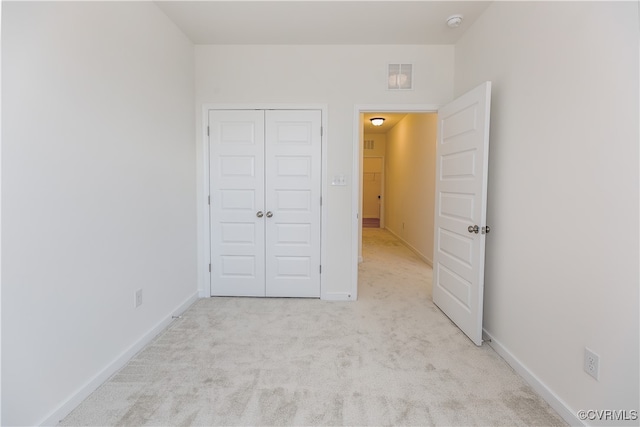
135, 289, 143, 308
584, 347, 600, 380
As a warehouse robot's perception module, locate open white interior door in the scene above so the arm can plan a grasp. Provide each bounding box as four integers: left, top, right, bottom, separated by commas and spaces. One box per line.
433, 82, 491, 346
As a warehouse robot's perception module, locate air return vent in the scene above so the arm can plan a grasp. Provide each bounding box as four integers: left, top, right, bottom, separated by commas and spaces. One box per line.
364, 140, 375, 150
388, 64, 413, 90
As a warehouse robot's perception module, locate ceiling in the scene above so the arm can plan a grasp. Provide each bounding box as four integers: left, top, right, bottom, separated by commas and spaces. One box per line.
155, 1, 492, 45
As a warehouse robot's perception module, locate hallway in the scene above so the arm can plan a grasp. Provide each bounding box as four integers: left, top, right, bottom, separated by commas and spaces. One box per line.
359, 227, 432, 300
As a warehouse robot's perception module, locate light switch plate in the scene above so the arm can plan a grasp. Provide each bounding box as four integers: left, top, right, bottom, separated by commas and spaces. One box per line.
332, 175, 347, 186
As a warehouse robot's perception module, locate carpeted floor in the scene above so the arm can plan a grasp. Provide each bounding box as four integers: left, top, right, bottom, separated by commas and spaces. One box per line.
60, 228, 566, 426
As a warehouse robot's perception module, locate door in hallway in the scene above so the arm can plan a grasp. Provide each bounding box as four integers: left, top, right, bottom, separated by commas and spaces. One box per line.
209, 109, 322, 298
433, 82, 491, 346
362, 157, 382, 225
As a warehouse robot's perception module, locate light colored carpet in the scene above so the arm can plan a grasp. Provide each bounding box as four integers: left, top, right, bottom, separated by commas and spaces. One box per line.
60, 228, 566, 426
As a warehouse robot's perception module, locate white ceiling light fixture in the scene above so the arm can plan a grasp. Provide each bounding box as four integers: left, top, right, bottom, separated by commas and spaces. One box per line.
446, 14, 464, 28
370, 118, 385, 126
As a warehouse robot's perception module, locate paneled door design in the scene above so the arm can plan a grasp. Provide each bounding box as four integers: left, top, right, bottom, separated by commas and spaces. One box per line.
362, 157, 383, 220
433, 82, 491, 346
264, 111, 322, 297
209, 109, 322, 298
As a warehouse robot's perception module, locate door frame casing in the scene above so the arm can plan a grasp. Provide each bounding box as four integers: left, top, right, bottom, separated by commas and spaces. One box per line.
199, 104, 328, 299
351, 104, 441, 301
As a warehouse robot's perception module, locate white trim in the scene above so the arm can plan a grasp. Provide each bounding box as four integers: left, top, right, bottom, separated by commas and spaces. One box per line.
199, 107, 211, 298
39, 292, 200, 427
352, 104, 440, 301
482, 329, 583, 427
319, 108, 329, 301
322, 292, 353, 301
199, 104, 328, 299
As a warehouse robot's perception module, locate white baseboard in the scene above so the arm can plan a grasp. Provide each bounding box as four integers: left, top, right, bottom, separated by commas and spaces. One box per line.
322, 291, 354, 301
482, 329, 582, 427
385, 227, 433, 267
198, 288, 209, 298
39, 291, 200, 426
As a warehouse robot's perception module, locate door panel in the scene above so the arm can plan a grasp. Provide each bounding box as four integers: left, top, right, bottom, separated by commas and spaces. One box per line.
265, 110, 321, 297
275, 190, 312, 211
209, 109, 321, 298
433, 82, 491, 346
210, 110, 265, 296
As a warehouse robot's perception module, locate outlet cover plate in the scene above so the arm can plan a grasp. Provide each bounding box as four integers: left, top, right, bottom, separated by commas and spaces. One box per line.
584, 347, 600, 380
135, 289, 143, 308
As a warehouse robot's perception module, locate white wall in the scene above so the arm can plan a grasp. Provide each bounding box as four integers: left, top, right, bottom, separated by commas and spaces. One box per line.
455, 1, 639, 424
195, 45, 454, 299
384, 114, 437, 265
1, 2, 197, 425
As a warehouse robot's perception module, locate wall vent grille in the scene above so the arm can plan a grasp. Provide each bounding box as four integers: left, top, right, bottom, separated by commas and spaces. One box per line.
388, 64, 413, 90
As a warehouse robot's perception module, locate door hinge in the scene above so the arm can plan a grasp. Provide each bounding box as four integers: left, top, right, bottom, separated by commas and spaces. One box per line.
208, 195, 210, 205
319, 265, 322, 274
320, 126, 323, 137
207, 126, 210, 136
320, 196, 322, 206
208, 263, 211, 272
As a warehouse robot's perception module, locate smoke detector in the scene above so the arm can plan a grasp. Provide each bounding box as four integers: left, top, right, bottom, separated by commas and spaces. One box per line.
446, 14, 464, 28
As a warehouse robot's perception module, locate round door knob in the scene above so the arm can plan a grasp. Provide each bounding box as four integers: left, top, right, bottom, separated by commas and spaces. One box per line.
256, 211, 264, 218
266, 211, 273, 218
468, 225, 479, 234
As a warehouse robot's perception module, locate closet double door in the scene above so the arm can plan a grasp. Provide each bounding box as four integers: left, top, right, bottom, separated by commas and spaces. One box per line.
209, 109, 322, 297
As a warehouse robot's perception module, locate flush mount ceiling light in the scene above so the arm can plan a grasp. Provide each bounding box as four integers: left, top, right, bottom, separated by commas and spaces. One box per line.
446, 14, 464, 28
370, 118, 385, 126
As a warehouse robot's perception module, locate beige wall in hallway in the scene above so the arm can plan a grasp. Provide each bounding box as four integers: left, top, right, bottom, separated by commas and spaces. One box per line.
384, 113, 437, 265
363, 134, 387, 157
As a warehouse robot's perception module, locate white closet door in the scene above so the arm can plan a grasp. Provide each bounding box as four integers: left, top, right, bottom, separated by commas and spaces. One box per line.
209, 110, 266, 296
265, 110, 322, 297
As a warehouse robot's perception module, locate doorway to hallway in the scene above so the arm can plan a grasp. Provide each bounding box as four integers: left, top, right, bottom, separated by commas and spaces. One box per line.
358, 110, 438, 270
354, 82, 493, 346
